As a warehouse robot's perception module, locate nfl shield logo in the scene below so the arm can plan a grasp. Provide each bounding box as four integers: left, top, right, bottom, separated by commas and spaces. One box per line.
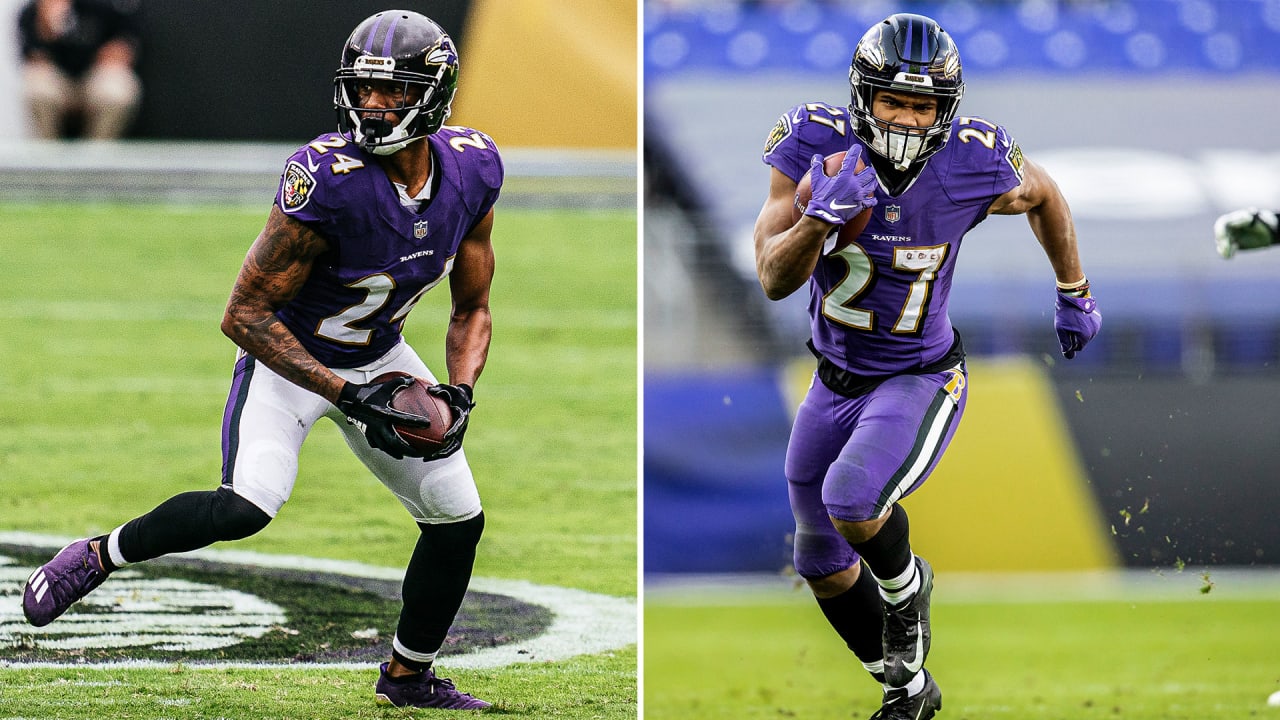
885, 205, 901, 223
413, 220, 428, 239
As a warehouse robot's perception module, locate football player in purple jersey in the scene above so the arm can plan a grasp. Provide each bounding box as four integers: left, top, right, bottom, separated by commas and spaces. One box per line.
753, 13, 1101, 720
1215, 207, 1280, 258
23, 10, 498, 710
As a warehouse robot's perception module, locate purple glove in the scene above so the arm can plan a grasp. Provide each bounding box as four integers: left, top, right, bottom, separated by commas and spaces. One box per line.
803, 146, 877, 226
1054, 290, 1101, 359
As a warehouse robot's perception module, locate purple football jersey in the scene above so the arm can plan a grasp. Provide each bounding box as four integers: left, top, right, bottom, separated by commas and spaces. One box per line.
273, 127, 502, 368
763, 102, 1023, 375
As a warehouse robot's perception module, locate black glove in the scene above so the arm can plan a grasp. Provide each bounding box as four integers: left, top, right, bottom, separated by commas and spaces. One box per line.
423, 383, 474, 460
336, 376, 430, 459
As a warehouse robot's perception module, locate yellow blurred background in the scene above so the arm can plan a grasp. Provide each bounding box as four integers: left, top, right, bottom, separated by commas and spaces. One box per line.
455, 0, 636, 149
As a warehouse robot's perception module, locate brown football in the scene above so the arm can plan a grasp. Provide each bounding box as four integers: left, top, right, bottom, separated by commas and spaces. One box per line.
792, 150, 874, 253
372, 371, 454, 456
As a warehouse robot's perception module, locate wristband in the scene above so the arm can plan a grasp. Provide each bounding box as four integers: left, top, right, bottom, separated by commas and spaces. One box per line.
1056, 277, 1090, 298
338, 381, 359, 406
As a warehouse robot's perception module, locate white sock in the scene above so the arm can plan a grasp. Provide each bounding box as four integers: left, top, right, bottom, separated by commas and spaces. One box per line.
874, 554, 919, 606
107, 527, 132, 568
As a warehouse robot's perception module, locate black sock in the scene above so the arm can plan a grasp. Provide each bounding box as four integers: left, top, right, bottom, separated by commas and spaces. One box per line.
850, 504, 913, 584
815, 563, 885, 677
116, 486, 271, 564
90, 535, 117, 572
391, 512, 485, 671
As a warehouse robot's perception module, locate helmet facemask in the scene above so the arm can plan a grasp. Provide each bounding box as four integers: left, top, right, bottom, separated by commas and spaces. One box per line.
847, 14, 964, 172
850, 76, 960, 172
333, 12, 459, 155
335, 59, 445, 155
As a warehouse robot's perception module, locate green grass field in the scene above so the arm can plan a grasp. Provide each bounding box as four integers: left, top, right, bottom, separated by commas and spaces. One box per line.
0, 203, 637, 718
645, 575, 1280, 719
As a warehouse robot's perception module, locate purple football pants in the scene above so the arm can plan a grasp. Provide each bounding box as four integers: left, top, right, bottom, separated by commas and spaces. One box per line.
785, 365, 967, 580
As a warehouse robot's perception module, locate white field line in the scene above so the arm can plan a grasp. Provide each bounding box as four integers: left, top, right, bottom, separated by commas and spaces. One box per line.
0, 531, 636, 671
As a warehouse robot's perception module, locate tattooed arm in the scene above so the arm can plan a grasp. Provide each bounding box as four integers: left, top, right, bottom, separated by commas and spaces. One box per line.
221, 206, 347, 403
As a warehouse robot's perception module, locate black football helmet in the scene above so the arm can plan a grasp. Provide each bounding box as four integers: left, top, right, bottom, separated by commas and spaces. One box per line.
849, 13, 964, 171
334, 10, 459, 155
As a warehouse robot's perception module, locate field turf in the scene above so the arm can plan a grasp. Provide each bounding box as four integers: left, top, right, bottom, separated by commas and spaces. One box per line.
0, 203, 637, 718
644, 574, 1280, 719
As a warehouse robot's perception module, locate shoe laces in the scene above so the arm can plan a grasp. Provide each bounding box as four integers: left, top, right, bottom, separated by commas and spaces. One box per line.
429, 673, 457, 692
428, 672, 481, 701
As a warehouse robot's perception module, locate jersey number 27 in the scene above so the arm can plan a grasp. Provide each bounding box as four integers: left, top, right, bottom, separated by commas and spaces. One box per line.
823, 244, 949, 335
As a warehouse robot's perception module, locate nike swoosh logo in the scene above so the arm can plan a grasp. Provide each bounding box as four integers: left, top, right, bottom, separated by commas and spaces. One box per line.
830, 201, 863, 211
903, 621, 925, 674
305, 151, 321, 173
790, 108, 802, 123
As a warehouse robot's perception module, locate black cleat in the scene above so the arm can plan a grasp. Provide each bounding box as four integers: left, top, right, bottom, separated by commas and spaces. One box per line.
869, 668, 942, 720
882, 556, 933, 687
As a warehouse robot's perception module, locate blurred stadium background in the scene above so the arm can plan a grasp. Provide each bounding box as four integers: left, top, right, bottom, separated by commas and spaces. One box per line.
644, 0, 1280, 580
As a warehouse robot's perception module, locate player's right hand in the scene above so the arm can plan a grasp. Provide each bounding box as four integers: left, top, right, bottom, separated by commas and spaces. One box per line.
336, 376, 428, 459
803, 146, 877, 225
1214, 208, 1278, 259
423, 383, 475, 460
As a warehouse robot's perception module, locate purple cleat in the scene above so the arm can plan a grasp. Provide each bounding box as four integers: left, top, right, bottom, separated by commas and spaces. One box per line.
22, 539, 111, 627
375, 663, 491, 710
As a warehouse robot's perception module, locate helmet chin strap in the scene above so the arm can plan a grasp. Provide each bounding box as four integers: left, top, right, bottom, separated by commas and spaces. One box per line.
887, 134, 925, 172
869, 125, 925, 171
368, 135, 424, 156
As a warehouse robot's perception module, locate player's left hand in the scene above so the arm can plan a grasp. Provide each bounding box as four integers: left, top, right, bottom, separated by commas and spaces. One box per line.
1214, 208, 1278, 259
423, 383, 474, 460
1054, 288, 1101, 360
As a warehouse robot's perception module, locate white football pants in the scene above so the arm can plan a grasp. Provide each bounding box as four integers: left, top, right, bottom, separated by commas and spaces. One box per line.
223, 340, 482, 524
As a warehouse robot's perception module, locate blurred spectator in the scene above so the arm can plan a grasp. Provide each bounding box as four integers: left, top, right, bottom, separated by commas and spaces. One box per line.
18, 0, 142, 139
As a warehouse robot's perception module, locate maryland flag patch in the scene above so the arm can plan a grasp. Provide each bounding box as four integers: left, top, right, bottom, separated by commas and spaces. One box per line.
281, 160, 316, 212
763, 114, 792, 157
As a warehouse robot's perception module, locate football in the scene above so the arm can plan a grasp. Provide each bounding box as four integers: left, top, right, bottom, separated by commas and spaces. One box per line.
372, 371, 454, 456
792, 150, 874, 253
